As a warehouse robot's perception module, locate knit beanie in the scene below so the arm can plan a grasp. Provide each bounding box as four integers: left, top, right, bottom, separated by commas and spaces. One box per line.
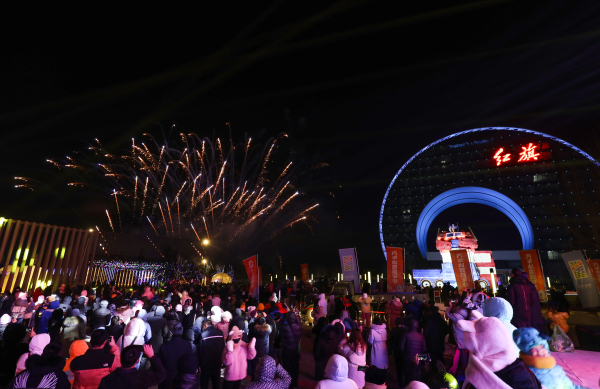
513, 327, 550, 353
81, 290, 88, 297
71, 309, 81, 317
257, 303, 265, 311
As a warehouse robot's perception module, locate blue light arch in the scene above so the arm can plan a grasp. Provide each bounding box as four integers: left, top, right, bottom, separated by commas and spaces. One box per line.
379, 127, 600, 259
415, 187, 533, 258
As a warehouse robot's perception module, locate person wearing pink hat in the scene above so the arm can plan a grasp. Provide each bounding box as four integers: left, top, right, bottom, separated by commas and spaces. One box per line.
223, 326, 256, 389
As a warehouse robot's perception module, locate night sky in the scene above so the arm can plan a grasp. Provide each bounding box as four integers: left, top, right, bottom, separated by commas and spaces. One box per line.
2, 2, 600, 276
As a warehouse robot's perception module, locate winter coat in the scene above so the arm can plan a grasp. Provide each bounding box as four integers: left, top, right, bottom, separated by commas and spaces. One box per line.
252, 323, 272, 358
134, 309, 152, 343
446, 304, 472, 349
222, 340, 257, 381
161, 312, 181, 344
527, 281, 546, 335
92, 301, 111, 330
97, 356, 166, 389
314, 354, 358, 389
191, 316, 205, 343
245, 356, 291, 389
0, 323, 7, 341
357, 296, 372, 314
317, 294, 328, 316
506, 276, 537, 328
514, 327, 579, 389
76, 296, 87, 313
386, 299, 402, 329
38, 301, 60, 334
158, 336, 193, 388
315, 325, 343, 381
116, 318, 145, 350
198, 326, 226, 369
279, 312, 302, 353
70, 344, 121, 389
105, 323, 124, 343
10, 351, 71, 389
548, 311, 569, 333
59, 316, 86, 358
398, 321, 426, 366
181, 311, 196, 342
147, 306, 167, 352
312, 305, 326, 323
483, 297, 520, 354
63, 340, 88, 386
16, 334, 51, 374
422, 312, 447, 361
367, 323, 388, 369
338, 341, 367, 388
171, 372, 198, 389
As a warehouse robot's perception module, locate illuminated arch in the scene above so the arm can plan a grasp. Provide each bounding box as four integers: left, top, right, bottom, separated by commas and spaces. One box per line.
380, 127, 600, 259
416, 187, 533, 258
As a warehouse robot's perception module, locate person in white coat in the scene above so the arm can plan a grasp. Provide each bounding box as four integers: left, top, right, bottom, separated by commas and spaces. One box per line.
117, 317, 146, 350
318, 293, 328, 317
367, 318, 388, 369
338, 328, 367, 388
315, 354, 358, 389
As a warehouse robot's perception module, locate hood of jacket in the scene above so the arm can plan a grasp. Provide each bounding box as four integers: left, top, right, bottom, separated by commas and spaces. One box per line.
63, 316, 81, 328
124, 318, 146, 337
68, 340, 89, 359
48, 301, 60, 310
30, 333, 51, 354
63, 296, 72, 304
391, 299, 402, 307
100, 300, 109, 308
25, 353, 66, 376
136, 309, 148, 321
325, 354, 348, 382
254, 323, 271, 333
483, 297, 513, 324
154, 305, 165, 317
318, 293, 325, 301
371, 323, 386, 334
328, 295, 335, 301
255, 355, 277, 382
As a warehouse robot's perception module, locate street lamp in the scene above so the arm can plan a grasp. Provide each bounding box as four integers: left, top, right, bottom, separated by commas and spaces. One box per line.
202, 239, 210, 245
202, 259, 207, 264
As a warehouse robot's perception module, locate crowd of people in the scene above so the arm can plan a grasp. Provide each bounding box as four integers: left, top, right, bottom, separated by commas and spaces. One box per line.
0, 266, 588, 389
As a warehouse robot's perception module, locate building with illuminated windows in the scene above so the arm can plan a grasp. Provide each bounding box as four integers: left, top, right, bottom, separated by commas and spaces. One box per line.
379, 127, 599, 286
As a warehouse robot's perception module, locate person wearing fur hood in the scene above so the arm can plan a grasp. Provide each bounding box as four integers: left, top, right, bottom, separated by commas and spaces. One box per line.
216, 310, 232, 340
458, 310, 541, 389
223, 326, 257, 388
514, 327, 586, 389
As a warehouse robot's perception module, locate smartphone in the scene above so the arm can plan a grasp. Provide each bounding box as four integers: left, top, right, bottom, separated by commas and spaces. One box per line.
107, 336, 113, 343
417, 353, 430, 361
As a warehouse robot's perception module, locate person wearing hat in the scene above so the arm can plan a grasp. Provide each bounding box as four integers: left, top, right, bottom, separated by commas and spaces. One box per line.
38, 300, 60, 334
71, 328, 122, 389
257, 303, 265, 311
158, 322, 193, 389
314, 354, 358, 389
246, 355, 291, 389
172, 353, 199, 389
223, 326, 257, 389
10, 342, 71, 389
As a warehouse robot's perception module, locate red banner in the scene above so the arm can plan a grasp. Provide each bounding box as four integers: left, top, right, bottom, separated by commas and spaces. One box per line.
588, 260, 600, 293
450, 250, 475, 292
243, 255, 259, 298
301, 263, 309, 283
519, 250, 547, 302
386, 247, 404, 292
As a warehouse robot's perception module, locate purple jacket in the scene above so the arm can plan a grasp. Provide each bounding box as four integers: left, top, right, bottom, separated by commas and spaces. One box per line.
506, 277, 538, 328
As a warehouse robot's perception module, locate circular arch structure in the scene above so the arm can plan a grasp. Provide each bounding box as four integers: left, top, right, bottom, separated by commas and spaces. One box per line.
380, 127, 599, 259
416, 187, 533, 258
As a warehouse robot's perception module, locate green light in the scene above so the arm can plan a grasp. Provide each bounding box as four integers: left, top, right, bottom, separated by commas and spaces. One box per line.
23, 248, 29, 261
60, 247, 66, 259
15, 249, 21, 259
0, 217, 5, 226
55, 248, 59, 257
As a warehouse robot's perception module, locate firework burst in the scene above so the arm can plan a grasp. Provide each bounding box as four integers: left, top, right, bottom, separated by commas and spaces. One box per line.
20, 130, 323, 263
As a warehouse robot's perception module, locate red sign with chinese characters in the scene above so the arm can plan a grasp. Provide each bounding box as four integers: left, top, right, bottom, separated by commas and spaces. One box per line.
450, 249, 475, 292
386, 247, 404, 292
519, 250, 547, 302
243, 255, 259, 298
301, 263, 309, 283
492, 143, 549, 166
588, 260, 600, 293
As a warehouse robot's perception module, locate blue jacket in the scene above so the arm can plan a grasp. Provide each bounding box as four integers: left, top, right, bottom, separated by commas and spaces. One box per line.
483, 297, 519, 354
37, 301, 60, 334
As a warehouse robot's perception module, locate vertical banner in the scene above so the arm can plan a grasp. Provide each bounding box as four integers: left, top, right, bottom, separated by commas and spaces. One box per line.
243, 255, 259, 299
386, 247, 404, 292
450, 249, 475, 292
588, 260, 600, 293
519, 250, 548, 302
561, 251, 600, 308
301, 263, 309, 283
339, 248, 361, 293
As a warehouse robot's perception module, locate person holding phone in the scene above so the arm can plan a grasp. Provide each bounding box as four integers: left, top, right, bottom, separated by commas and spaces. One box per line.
71, 329, 121, 388
338, 328, 367, 388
